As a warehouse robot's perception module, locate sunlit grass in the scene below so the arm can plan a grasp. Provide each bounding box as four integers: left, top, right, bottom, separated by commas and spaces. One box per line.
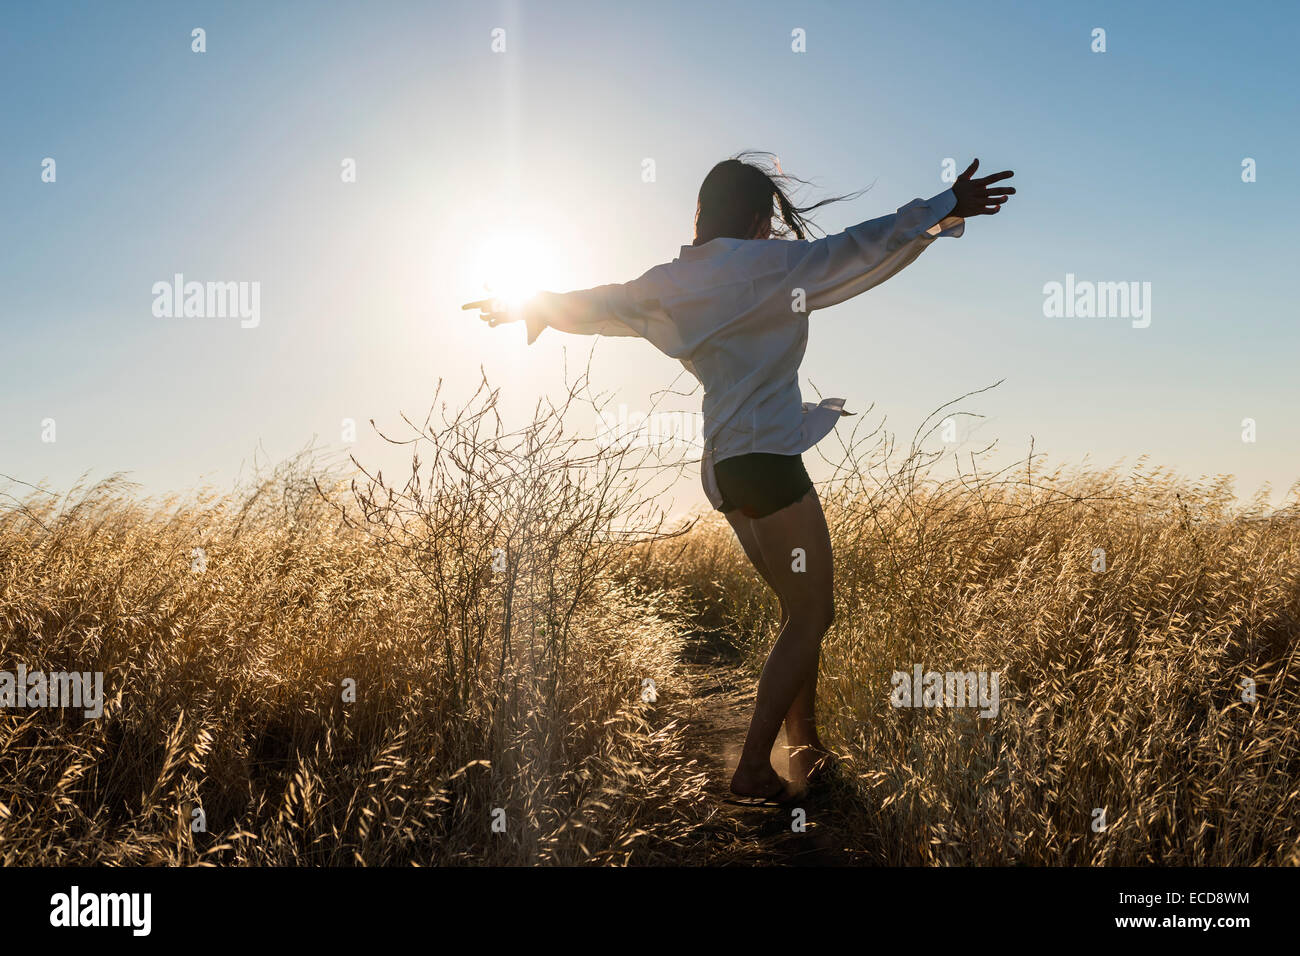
0, 379, 707, 865
4, 378, 1298, 865
631, 432, 1300, 864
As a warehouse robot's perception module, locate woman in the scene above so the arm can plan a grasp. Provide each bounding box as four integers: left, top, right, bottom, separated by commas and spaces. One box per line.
465, 154, 1015, 804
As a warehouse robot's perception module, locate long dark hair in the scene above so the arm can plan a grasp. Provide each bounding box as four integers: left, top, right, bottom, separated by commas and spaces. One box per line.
692, 151, 867, 246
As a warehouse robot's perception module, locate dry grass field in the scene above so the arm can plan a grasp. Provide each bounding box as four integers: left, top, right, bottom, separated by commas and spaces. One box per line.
3, 381, 1298, 865
633, 458, 1300, 864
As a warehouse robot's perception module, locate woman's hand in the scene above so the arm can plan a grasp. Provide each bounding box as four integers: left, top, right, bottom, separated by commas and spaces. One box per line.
461, 297, 517, 327
951, 159, 1015, 217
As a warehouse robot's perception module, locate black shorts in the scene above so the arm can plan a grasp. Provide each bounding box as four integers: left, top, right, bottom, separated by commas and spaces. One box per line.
714, 453, 814, 519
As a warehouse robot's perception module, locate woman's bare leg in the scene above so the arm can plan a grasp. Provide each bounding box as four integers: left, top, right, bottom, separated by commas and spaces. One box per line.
724, 510, 830, 788
724, 490, 834, 798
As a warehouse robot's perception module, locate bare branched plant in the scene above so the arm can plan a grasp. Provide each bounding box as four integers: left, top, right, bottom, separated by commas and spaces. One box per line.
0, 369, 711, 865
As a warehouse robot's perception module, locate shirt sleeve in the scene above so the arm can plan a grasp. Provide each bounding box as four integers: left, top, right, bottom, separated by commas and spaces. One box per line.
781, 188, 965, 313
523, 280, 650, 345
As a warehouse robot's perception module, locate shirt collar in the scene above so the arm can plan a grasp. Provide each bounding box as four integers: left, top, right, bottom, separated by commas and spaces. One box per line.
675, 238, 744, 262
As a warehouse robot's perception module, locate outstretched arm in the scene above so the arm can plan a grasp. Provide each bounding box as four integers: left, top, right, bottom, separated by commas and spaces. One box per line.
462, 283, 645, 345
783, 158, 1014, 312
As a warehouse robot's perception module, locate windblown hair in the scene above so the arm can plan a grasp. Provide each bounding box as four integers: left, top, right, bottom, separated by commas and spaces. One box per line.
692, 151, 867, 246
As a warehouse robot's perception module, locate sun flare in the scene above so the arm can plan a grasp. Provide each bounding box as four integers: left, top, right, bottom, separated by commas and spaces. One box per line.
474, 231, 556, 309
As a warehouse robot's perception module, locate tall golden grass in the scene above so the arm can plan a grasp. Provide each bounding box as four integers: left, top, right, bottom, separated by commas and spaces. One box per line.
3, 379, 1298, 865
631, 396, 1300, 864
0, 377, 708, 865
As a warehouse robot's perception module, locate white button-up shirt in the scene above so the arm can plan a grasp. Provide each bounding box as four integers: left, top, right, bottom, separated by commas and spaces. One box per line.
523, 188, 965, 509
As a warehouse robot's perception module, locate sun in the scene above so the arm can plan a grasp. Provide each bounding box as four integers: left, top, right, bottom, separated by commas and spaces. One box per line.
473, 231, 556, 309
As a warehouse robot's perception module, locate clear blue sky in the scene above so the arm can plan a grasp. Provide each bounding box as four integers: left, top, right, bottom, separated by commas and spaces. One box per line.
3, 0, 1297, 512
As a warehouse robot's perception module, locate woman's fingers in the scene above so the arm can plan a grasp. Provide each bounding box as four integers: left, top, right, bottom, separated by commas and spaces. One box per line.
951, 161, 1014, 216
462, 297, 512, 327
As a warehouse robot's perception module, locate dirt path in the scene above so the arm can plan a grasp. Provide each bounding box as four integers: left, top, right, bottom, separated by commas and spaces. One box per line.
676, 634, 865, 866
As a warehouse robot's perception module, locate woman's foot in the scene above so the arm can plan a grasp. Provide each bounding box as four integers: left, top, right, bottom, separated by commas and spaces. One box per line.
730, 761, 800, 803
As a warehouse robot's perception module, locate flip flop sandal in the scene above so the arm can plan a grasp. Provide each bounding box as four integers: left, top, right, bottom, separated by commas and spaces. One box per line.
723, 782, 804, 808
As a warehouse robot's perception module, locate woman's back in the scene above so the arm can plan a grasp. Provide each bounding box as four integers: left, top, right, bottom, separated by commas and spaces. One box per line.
523, 188, 965, 473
